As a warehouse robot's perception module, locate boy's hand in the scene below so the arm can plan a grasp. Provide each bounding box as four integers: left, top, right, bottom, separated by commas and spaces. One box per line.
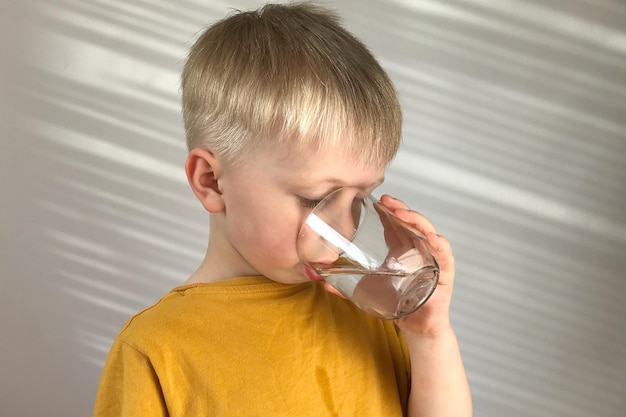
378, 194, 455, 337
379, 195, 473, 416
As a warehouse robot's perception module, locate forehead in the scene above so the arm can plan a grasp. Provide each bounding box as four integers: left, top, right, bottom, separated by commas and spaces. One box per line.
279, 138, 388, 166
262, 143, 387, 189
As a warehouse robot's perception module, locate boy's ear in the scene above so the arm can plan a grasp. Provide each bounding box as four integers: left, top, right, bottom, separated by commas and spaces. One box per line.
185, 148, 225, 213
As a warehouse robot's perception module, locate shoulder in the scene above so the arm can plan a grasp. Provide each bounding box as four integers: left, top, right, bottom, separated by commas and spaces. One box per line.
115, 285, 201, 353
112, 279, 305, 353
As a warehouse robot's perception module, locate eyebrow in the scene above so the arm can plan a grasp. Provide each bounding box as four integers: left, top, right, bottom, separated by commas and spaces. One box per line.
306, 176, 386, 190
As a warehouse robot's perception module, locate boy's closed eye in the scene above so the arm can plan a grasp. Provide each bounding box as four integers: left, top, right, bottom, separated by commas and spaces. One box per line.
298, 197, 323, 209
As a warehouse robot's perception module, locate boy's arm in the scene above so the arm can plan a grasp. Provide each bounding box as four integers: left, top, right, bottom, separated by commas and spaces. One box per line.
403, 324, 472, 417
93, 339, 168, 417
380, 196, 472, 417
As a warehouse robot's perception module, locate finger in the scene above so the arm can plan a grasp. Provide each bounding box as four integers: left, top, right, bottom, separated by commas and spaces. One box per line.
379, 194, 409, 211
394, 208, 437, 236
379, 195, 437, 236
427, 233, 455, 286
323, 281, 347, 299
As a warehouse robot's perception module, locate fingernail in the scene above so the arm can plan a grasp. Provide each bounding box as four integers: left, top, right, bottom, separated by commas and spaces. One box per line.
426, 232, 440, 248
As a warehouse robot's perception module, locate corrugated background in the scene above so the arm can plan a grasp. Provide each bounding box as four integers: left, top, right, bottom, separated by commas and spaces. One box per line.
1, 1, 625, 416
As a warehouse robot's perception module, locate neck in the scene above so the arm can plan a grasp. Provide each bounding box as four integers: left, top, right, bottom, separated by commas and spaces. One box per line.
185, 215, 260, 285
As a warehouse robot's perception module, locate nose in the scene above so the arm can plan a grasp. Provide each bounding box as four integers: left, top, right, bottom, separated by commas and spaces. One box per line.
297, 218, 342, 267
326, 191, 362, 238
309, 253, 341, 269
296, 187, 364, 268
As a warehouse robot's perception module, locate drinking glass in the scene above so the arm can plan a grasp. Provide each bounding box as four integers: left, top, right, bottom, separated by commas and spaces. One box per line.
297, 187, 439, 319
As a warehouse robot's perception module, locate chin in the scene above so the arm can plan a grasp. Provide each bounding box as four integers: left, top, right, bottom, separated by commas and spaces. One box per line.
268, 267, 311, 285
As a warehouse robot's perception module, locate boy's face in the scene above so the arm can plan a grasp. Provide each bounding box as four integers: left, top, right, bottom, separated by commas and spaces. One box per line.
213, 144, 386, 285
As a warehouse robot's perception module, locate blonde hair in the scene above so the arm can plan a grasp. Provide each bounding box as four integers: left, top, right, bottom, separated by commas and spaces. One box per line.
181, 2, 402, 166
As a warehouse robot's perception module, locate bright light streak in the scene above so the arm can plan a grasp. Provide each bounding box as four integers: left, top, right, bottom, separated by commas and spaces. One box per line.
30, 119, 186, 182
392, 152, 626, 243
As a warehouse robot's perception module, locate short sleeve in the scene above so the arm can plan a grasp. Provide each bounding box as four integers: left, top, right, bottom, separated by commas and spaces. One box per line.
93, 339, 168, 417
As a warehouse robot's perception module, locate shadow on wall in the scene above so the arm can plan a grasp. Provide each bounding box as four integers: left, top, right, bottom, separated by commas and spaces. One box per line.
1, 1, 625, 417
2, 1, 213, 416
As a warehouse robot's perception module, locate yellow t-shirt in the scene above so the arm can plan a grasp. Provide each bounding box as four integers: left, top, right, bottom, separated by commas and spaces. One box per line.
93, 276, 410, 416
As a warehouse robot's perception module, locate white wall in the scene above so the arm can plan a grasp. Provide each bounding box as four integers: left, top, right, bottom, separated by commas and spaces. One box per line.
1, 1, 625, 416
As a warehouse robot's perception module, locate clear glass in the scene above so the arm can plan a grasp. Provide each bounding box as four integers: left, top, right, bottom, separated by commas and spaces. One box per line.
297, 187, 439, 319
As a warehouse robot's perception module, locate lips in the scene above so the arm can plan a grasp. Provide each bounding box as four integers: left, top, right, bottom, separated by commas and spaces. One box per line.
303, 264, 324, 282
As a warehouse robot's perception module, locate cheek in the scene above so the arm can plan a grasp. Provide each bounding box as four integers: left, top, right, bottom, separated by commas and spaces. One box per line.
262, 212, 302, 251
230, 204, 302, 251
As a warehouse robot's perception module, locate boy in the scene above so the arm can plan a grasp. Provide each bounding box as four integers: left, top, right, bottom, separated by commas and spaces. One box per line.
93, 3, 472, 416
